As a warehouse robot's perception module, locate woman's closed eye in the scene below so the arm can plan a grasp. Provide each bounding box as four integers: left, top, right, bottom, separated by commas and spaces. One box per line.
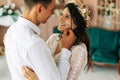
60, 14, 71, 19
65, 15, 71, 18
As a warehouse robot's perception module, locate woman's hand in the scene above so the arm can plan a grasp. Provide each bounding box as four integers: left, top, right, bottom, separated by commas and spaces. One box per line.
22, 66, 39, 80
61, 29, 76, 49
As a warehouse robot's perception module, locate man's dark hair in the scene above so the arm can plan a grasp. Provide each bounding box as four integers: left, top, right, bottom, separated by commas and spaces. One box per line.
24, 0, 52, 9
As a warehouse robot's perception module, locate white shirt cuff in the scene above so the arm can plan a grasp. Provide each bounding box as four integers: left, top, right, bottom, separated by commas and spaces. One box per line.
60, 48, 72, 60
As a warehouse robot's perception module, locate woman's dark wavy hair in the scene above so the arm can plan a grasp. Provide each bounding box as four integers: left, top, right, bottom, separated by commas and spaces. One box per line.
65, 3, 92, 70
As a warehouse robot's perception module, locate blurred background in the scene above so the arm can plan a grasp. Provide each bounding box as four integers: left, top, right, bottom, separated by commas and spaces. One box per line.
0, 0, 120, 80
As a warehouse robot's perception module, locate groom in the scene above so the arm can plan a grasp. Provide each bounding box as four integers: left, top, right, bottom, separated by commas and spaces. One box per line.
4, 0, 76, 80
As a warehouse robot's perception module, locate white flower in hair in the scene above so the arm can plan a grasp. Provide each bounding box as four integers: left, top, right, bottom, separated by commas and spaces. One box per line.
68, 0, 91, 26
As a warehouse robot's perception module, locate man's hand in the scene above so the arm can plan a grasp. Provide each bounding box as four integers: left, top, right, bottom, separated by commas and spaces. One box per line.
61, 29, 76, 49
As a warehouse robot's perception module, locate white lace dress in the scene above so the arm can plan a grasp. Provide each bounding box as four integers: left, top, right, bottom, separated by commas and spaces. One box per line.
46, 33, 87, 80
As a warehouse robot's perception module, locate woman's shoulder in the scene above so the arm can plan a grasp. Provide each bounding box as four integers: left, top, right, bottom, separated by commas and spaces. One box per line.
77, 42, 86, 46
71, 43, 86, 49
71, 43, 87, 53
51, 33, 59, 36
50, 33, 61, 41
48, 33, 59, 39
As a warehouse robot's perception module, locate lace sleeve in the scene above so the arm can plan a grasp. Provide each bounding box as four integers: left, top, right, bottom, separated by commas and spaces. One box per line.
67, 43, 87, 80
46, 33, 59, 55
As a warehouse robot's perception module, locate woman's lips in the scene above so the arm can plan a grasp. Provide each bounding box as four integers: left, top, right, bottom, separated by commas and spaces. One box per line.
59, 23, 66, 26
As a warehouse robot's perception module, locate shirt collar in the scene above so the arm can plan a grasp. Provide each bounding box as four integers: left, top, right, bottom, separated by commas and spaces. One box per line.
18, 17, 41, 35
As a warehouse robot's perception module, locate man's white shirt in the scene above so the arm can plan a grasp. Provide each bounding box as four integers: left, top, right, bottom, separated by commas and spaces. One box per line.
5, 17, 71, 80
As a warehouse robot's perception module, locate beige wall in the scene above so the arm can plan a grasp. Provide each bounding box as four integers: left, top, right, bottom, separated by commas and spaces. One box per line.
0, 0, 24, 8
83, 0, 97, 26
39, 17, 59, 40
12, 0, 24, 8
0, 0, 7, 6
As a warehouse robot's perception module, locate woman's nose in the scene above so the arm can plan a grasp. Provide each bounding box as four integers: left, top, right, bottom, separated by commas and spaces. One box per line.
58, 15, 65, 22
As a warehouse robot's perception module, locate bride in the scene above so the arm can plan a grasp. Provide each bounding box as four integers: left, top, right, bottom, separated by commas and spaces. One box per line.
22, 0, 92, 80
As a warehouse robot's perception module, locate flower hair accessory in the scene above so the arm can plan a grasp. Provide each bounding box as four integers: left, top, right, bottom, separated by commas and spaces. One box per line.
68, 0, 91, 26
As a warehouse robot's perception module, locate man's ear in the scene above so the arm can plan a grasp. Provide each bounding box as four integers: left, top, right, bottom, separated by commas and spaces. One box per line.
36, 4, 42, 13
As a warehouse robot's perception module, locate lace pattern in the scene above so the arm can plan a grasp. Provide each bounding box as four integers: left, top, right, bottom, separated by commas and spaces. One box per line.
46, 34, 87, 80
67, 43, 87, 80
46, 34, 60, 55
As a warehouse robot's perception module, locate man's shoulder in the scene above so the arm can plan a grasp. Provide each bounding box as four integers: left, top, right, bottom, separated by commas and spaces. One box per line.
8, 23, 44, 48
21, 31, 44, 48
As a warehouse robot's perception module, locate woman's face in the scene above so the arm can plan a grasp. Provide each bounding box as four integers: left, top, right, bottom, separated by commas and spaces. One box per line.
58, 7, 76, 32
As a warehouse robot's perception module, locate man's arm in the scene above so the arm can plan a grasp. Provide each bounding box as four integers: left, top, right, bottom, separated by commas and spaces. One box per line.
27, 40, 61, 80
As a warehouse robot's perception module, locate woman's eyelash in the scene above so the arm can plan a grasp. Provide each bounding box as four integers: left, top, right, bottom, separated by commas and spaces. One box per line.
65, 15, 70, 18
66, 15, 69, 17
60, 14, 71, 18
